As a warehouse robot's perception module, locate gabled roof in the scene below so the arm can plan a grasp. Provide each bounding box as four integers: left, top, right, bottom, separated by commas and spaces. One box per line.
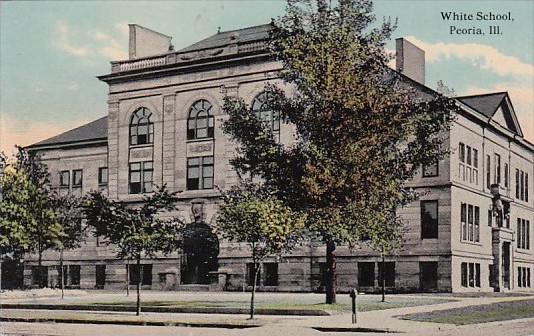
456, 92, 507, 118
28, 116, 108, 148
179, 24, 271, 53
456, 92, 523, 137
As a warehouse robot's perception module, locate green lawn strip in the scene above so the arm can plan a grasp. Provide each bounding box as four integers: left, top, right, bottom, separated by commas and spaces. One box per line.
0, 309, 263, 327
399, 299, 534, 325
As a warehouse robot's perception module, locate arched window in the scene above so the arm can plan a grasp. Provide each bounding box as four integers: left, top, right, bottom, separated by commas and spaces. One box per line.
129, 107, 154, 145
187, 100, 214, 140
252, 92, 280, 134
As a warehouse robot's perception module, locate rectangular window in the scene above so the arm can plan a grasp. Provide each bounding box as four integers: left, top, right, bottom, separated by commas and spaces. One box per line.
128, 264, 152, 286
128, 161, 153, 194
461, 262, 468, 287
72, 169, 83, 188
187, 156, 214, 190
475, 263, 481, 287
468, 205, 474, 242
358, 262, 375, 287
95, 265, 106, 289
517, 218, 522, 249
486, 155, 491, 189
69, 265, 81, 287
466, 146, 472, 165
459, 143, 465, 162
421, 201, 438, 239
516, 169, 520, 198
504, 163, 509, 188
473, 149, 478, 168
377, 262, 395, 287
526, 174, 529, 202
461, 203, 467, 240
488, 209, 493, 227
474, 206, 480, 243
98, 167, 108, 185
419, 262, 438, 291
247, 263, 261, 286
520, 171, 525, 200
494, 154, 501, 184
263, 263, 279, 286
468, 263, 475, 287
422, 162, 439, 177
60, 170, 70, 187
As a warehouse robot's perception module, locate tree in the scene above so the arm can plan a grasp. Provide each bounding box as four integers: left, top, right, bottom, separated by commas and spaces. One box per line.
216, 183, 304, 319
53, 194, 85, 299
0, 147, 62, 288
222, 0, 459, 303
436, 80, 457, 97
83, 185, 184, 316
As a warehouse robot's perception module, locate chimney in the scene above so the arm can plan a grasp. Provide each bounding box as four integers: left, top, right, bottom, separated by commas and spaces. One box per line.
395, 38, 425, 85
129, 24, 172, 60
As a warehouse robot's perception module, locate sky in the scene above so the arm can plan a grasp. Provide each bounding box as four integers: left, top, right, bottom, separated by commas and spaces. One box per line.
1, 0, 533, 155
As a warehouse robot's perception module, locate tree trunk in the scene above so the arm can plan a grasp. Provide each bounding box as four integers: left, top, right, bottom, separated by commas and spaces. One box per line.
325, 240, 336, 304
249, 244, 259, 320
38, 248, 44, 288
136, 256, 141, 316
381, 252, 385, 302
126, 259, 130, 297
60, 249, 65, 300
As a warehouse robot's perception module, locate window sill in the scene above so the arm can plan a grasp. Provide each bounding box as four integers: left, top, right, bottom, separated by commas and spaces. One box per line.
186, 138, 214, 143
460, 240, 482, 246
516, 248, 531, 254
178, 189, 220, 199
129, 143, 153, 149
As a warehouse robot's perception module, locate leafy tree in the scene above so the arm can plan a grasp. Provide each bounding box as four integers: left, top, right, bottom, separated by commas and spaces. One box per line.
436, 80, 457, 97
0, 147, 62, 288
222, 0, 458, 303
53, 194, 85, 299
83, 185, 184, 315
217, 183, 304, 319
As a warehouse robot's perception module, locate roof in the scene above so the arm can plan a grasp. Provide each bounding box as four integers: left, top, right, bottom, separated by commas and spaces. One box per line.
179, 24, 271, 53
456, 92, 507, 118
29, 116, 108, 148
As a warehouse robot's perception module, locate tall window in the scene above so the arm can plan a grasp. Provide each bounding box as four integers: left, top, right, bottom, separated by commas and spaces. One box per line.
461, 203, 480, 243
72, 169, 83, 188
187, 100, 214, 140
187, 156, 214, 190
421, 200, 438, 239
504, 163, 509, 188
518, 267, 531, 288
461, 262, 480, 288
252, 92, 280, 136
128, 161, 153, 194
516, 169, 520, 198
98, 167, 108, 186
358, 262, 375, 287
458, 143, 477, 184
517, 218, 530, 250
494, 154, 501, 184
129, 107, 154, 145
59, 170, 70, 187
486, 155, 491, 188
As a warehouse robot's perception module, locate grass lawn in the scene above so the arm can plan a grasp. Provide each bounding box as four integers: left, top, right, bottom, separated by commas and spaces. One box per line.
88, 297, 455, 313
400, 299, 534, 325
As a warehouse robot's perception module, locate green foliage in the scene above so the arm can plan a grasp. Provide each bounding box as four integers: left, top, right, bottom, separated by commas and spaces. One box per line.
222, 0, 460, 250
83, 185, 184, 259
52, 194, 85, 251
217, 183, 305, 261
0, 148, 63, 261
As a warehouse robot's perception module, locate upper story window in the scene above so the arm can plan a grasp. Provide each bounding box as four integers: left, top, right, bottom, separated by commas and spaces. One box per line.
504, 163, 509, 188
458, 142, 478, 184
59, 170, 70, 187
461, 202, 480, 243
129, 107, 154, 146
252, 92, 280, 135
129, 161, 153, 194
517, 218, 530, 250
422, 162, 439, 177
72, 170, 83, 188
486, 155, 491, 189
98, 167, 108, 186
187, 156, 214, 190
494, 153, 501, 185
187, 100, 214, 140
516, 169, 529, 202
421, 200, 438, 239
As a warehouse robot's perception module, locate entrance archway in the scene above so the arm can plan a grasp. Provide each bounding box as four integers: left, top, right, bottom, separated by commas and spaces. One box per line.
181, 223, 219, 284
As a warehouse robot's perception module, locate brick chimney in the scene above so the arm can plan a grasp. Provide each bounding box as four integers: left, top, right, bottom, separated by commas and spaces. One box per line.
395, 38, 425, 85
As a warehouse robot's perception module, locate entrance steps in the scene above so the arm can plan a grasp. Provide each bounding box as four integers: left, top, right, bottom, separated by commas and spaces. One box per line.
175, 284, 211, 291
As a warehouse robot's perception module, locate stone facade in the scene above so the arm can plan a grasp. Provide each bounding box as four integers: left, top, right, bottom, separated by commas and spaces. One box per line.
24, 24, 533, 293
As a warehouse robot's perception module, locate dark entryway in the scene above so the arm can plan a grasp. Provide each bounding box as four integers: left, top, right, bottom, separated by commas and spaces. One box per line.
419, 261, 438, 291
181, 223, 219, 285
95, 265, 106, 289
0, 260, 24, 290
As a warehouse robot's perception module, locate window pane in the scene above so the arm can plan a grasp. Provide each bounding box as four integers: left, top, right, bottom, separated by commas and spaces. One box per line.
188, 158, 200, 166
143, 161, 153, 170
188, 167, 199, 178
130, 172, 141, 183
203, 177, 213, 189
203, 156, 213, 165
143, 171, 152, 182
203, 166, 213, 178
197, 118, 207, 128
131, 163, 141, 171
187, 178, 199, 190
197, 129, 207, 138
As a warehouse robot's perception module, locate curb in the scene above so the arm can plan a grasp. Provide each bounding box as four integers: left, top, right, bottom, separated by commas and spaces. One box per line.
0, 316, 261, 329
0, 303, 330, 316
312, 326, 399, 333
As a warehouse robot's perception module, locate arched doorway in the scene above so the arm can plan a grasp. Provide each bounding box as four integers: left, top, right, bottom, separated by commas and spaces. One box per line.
181, 222, 219, 285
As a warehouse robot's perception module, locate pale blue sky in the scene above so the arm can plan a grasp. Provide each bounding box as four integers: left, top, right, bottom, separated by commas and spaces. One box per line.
1, 0, 533, 154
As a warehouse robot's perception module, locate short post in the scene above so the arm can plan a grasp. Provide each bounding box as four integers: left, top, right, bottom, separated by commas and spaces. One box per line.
350, 288, 357, 324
